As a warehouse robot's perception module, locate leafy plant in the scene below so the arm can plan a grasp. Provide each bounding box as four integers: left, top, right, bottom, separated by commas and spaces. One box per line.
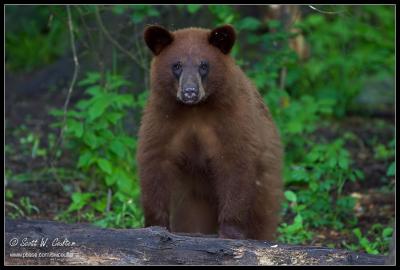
19, 197, 40, 216
51, 71, 144, 228
5, 195, 39, 218
5, 6, 68, 72
112, 5, 160, 23
345, 226, 394, 255
292, 6, 395, 117
278, 190, 313, 244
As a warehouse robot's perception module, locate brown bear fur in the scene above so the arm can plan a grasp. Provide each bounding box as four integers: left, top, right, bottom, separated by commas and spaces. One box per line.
137, 25, 283, 240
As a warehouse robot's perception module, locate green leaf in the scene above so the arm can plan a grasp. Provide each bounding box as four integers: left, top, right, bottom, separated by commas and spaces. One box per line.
119, 136, 136, 149
116, 169, 133, 194
382, 227, 393, 238
387, 162, 395, 176
92, 196, 107, 212
66, 119, 84, 138
78, 72, 101, 86
88, 97, 110, 121
290, 167, 308, 182
77, 151, 93, 168
267, 19, 281, 29
67, 192, 94, 212
49, 108, 64, 117
106, 77, 131, 90
305, 14, 325, 27
306, 151, 320, 162
287, 121, 303, 134
86, 85, 103, 96
106, 112, 123, 124
99, 129, 114, 140
354, 169, 365, 180
112, 94, 134, 108
309, 181, 318, 191
338, 156, 349, 169
83, 131, 98, 149
328, 157, 337, 168
105, 175, 116, 186
294, 214, 303, 225
76, 99, 92, 110
110, 140, 125, 158
366, 249, 379, 255
187, 5, 201, 14
112, 5, 126, 15
353, 228, 362, 239
97, 158, 112, 175
147, 7, 160, 17
225, 14, 235, 24
284, 190, 297, 203
237, 17, 261, 31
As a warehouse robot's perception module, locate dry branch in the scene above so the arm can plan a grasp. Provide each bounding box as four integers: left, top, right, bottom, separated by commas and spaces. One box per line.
5, 219, 387, 266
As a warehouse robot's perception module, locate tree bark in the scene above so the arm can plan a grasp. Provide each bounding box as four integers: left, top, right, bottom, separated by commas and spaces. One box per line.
5, 219, 387, 266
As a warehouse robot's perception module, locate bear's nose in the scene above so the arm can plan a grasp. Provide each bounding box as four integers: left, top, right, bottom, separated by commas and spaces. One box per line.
182, 87, 199, 100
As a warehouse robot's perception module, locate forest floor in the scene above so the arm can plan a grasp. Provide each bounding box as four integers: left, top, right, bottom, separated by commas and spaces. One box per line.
5, 81, 395, 254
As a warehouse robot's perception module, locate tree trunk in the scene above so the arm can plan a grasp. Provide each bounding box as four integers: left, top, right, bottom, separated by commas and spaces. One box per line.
5, 219, 387, 265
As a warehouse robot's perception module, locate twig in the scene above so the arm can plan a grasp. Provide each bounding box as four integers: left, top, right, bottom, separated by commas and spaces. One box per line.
57, 5, 80, 148
76, 6, 105, 77
106, 188, 112, 213
94, 6, 147, 70
308, 5, 346, 15
49, 5, 80, 181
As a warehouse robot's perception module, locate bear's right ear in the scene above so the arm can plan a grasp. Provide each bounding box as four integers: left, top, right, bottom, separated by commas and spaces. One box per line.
144, 25, 173, 56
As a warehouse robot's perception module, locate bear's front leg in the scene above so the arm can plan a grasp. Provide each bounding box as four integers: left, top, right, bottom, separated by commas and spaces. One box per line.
139, 160, 174, 229
214, 158, 257, 239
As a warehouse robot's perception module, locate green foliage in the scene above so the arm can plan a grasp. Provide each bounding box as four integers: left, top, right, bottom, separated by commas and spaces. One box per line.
5, 6, 68, 73
186, 5, 202, 14
386, 162, 395, 177
6, 195, 40, 219
373, 139, 395, 161
208, 6, 239, 25
111, 5, 160, 23
242, 21, 298, 90
19, 197, 40, 216
19, 132, 48, 158
292, 6, 395, 117
344, 225, 393, 255
267, 90, 364, 238
51, 71, 144, 228
283, 139, 362, 230
278, 191, 313, 244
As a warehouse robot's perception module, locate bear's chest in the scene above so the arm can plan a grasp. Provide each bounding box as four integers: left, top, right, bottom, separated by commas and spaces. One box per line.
168, 122, 221, 176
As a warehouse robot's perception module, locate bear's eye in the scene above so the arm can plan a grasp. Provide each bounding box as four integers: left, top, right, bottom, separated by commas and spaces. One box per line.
199, 61, 209, 77
172, 62, 182, 77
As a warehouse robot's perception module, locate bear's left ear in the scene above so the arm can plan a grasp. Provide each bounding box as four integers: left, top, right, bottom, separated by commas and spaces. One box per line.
144, 25, 174, 55
209, 25, 236, 54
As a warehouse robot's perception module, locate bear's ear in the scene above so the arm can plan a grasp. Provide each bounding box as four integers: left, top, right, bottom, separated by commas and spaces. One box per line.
209, 25, 236, 54
144, 25, 173, 56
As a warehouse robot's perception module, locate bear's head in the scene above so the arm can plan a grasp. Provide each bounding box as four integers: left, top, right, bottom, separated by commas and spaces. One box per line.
144, 25, 236, 105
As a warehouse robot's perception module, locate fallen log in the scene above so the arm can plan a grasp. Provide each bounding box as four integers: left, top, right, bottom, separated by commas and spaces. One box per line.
5, 219, 387, 265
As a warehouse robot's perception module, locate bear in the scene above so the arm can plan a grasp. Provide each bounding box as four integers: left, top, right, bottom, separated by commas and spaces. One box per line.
137, 24, 283, 240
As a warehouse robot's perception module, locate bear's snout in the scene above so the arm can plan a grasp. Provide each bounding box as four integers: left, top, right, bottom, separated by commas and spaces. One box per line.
181, 86, 199, 104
